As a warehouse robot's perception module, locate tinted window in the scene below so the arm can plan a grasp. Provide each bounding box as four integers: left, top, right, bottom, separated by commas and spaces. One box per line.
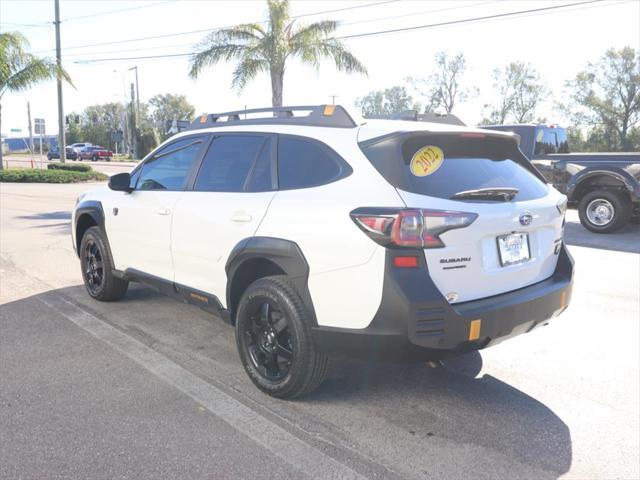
361, 133, 549, 202
137, 136, 205, 191
278, 136, 349, 189
194, 135, 267, 192
534, 128, 558, 155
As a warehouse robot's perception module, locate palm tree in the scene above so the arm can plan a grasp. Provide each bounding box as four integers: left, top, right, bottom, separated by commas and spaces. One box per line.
189, 0, 367, 107
0, 32, 73, 169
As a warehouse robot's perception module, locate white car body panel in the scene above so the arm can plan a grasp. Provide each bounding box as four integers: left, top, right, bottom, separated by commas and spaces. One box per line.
397, 189, 565, 303
106, 189, 182, 281
171, 191, 276, 302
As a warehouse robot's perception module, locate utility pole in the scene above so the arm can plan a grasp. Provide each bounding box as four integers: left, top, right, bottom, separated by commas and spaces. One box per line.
54, 0, 66, 163
130, 83, 137, 159
27, 102, 34, 159
128, 66, 140, 121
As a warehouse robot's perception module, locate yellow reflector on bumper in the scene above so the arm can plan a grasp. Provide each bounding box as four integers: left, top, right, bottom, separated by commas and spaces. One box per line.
469, 319, 481, 341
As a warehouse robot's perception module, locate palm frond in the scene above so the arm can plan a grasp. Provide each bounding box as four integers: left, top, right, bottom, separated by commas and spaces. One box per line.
292, 38, 367, 75
231, 56, 269, 91
289, 20, 337, 46
189, 44, 251, 78
1, 55, 73, 97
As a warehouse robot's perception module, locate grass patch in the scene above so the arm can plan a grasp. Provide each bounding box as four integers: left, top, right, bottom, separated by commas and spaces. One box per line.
47, 162, 92, 172
0, 168, 108, 183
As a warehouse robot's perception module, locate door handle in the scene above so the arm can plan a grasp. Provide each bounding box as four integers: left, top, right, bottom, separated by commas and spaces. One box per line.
230, 211, 252, 223
157, 207, 171, 216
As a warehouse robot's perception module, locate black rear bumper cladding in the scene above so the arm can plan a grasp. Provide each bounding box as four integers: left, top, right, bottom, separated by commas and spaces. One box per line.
313, 244, 574, 361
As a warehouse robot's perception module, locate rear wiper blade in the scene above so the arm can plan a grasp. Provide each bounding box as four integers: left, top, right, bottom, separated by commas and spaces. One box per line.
450, 188, 519, 201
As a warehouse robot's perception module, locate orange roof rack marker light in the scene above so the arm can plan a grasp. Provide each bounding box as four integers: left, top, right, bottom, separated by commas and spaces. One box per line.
323, 105, 336, 116
468, 319, 481, 341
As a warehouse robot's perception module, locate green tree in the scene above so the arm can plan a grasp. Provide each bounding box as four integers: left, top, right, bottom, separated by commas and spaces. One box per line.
562, 47, 639, 151
481, 61, 548, 125
189, 0, 367, 107
0, 31, 72, 169
148, 93, 195, 140
80, 102, 125, 150
355, 86, 420, 116
407, 51, 472, 114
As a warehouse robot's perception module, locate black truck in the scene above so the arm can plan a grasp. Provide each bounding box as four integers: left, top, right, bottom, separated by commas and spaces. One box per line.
483, 124, 640, 233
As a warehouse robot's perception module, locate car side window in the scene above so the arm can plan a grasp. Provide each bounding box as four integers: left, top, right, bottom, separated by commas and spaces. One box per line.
534, 129, 558, 155
194, 135, 268, 192
136, 136, 206, 191
277, 135, 351, 190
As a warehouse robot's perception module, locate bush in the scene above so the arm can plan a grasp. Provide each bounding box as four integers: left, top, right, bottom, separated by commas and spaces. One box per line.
0, 168, 108, 183
47, 162, 92, 172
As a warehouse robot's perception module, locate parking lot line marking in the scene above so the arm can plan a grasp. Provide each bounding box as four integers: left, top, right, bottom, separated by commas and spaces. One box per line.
39, 293, 366, 480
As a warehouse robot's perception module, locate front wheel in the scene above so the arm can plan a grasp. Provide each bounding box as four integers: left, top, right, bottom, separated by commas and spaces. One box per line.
578, 190, 631, 233
235, 276, 328, 399
80, 226, 128, 301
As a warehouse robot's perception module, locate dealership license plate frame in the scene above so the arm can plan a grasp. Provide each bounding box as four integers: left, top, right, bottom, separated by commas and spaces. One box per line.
497, 232, 531, 266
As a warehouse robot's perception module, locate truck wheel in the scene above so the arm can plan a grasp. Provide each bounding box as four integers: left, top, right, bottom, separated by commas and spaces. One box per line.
235, 276, 328, 399
80, 226, 128, 301
578, 190, 631, 233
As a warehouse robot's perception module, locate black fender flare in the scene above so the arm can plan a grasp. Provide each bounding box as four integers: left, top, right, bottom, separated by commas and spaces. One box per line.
74, 200, 105, 255
567, 167, 638, 202
225, 237, 317, 325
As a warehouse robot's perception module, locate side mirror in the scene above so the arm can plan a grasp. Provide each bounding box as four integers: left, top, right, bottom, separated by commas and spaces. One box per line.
109, 172, 133, 192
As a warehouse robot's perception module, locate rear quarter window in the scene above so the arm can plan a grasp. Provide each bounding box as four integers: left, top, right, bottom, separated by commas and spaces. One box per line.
361, 132, 549, 202
277, 135, 352, 190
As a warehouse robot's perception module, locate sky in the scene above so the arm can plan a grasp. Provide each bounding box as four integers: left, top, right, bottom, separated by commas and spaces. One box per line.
1, 0, 639, 136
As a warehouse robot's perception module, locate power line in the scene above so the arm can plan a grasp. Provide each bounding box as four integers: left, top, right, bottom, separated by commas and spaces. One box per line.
33, 0, 398, 54
336, 0, 605, 39
59, 0, 496, 59
340, 0, 501, 27
70, 0, 615, 64
62, 0, 174, 22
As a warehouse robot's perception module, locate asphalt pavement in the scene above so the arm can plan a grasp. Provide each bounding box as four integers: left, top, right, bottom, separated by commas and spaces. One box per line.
1, 181, 638, 479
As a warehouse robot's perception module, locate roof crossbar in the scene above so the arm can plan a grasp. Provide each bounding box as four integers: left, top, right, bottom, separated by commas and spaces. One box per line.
187, 105, 357, 130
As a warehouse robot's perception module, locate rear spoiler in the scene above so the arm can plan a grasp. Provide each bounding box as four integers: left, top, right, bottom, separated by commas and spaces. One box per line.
364, 110, 466, 126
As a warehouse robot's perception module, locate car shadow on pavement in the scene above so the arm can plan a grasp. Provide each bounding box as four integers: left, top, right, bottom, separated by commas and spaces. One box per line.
564, 219, 640, 253
17, 211, 71, 221
312, 354, 572, 479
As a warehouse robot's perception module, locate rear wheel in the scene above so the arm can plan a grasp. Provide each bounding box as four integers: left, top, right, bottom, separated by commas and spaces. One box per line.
80, 226, 128, 301
235, 276, 328, 399
578, 190, 631, 233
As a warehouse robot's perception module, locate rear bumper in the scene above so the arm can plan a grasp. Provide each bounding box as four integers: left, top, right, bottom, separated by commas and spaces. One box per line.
313, 244, 574, 361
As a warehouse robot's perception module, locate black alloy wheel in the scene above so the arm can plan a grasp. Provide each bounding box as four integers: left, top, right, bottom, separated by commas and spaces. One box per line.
83, 239, 104, 296
242, 300, 293, 381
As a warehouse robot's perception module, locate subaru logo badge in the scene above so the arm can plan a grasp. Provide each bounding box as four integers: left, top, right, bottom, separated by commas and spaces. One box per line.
519, 212, 533, 226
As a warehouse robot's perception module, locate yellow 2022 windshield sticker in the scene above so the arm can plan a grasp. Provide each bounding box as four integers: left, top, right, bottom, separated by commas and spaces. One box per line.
410, 146, 444, 177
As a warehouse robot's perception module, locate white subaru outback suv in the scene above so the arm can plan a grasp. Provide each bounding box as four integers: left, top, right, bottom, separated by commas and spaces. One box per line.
72, 105, 574, 398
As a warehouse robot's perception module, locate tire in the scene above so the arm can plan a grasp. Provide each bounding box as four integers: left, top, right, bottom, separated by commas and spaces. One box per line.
235, 276, 328, 399
92, 155, 98, 161
79, 226, 128, 301
578, 189, 631, 233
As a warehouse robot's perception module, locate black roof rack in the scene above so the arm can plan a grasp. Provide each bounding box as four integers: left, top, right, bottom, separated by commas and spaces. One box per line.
187, 104, 358, 130
364, 110, 466, 126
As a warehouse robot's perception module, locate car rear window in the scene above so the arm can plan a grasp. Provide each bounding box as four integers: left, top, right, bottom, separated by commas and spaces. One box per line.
360, 132, 549, 201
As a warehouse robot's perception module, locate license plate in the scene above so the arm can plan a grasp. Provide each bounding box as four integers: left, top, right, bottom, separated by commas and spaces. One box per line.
497, 232, 530, 266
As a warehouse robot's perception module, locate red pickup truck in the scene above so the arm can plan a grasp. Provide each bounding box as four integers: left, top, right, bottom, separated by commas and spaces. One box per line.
78, 146, 113, 162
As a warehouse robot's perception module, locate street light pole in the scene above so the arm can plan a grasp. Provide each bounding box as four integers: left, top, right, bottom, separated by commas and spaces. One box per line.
54, 0, 66, 163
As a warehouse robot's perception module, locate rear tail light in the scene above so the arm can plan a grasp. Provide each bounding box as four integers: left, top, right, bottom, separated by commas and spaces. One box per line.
350, 208, 477, 248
